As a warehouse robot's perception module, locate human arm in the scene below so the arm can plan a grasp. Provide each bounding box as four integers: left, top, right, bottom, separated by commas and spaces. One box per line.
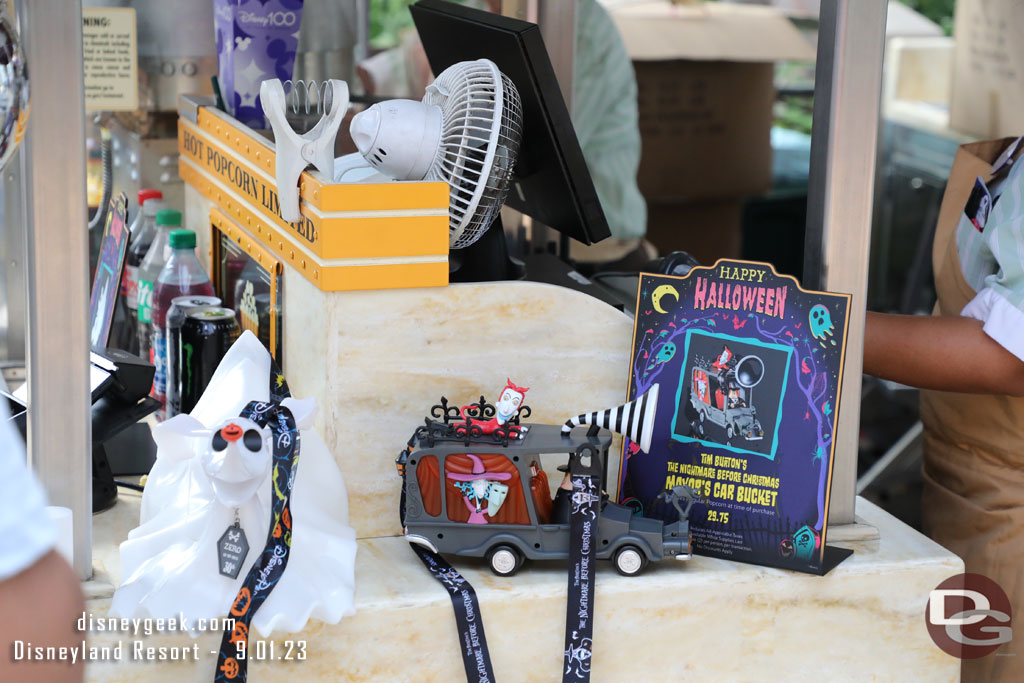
863, 310, 1024, 396
0, 394, 84, 681
0, 550, 85, 682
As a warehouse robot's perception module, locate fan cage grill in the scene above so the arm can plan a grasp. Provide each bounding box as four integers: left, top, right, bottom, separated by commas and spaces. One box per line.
424, 60, 523, 249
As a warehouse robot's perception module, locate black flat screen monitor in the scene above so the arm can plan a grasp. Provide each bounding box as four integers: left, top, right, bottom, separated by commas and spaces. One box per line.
411, 0, 611, 246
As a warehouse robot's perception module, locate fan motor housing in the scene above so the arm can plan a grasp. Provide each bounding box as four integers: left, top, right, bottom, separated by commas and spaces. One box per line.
350, 100, 442, 181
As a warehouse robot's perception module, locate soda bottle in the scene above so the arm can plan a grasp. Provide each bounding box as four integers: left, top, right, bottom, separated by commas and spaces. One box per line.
151, 228, 215, 417
124, 189, 164, 325
136, 207, 178, 363
113, 189, 164, 354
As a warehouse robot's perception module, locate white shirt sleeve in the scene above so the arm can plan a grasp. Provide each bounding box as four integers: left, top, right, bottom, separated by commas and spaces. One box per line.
0, 391, 56, 581
955, 148, 1024, 364
962, 287, 1024, 364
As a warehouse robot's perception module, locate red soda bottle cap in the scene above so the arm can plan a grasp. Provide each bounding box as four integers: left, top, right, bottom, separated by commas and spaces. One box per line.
138, 189, 163, 205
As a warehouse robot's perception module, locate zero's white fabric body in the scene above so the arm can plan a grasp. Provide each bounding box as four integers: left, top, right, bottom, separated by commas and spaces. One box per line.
111, 332, 357, 637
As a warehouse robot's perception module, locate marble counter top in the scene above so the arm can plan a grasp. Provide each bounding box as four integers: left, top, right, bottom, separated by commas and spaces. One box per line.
82, 493, 962, 681
85, 188, 961, 680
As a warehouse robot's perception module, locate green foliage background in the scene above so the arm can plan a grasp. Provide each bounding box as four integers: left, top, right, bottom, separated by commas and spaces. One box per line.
369, 0, 416, 50
899, 0, 956, 35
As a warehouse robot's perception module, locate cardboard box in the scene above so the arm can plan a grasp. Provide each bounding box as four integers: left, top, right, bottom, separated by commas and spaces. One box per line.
950, 0, 1024, 138
644, 198, 744, 266
609, 2, 814, 201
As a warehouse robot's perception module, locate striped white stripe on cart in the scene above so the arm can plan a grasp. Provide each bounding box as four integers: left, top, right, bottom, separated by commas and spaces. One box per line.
561, 384, 660, 454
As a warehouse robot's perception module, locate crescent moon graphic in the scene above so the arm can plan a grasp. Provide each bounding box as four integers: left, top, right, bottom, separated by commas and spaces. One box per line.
651, 284, 679, 314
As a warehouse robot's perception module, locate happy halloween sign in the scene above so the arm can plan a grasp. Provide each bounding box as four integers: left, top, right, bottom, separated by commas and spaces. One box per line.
692, 263, 789, 318
618, 259, 851, 574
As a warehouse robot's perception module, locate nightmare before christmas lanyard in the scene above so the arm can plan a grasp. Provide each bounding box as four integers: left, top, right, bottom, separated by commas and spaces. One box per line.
563, 445, 600, 683
215, 367, 298, 683
400, 473, 497, 683
400, 444, 600, 683
410, 544, 496, 682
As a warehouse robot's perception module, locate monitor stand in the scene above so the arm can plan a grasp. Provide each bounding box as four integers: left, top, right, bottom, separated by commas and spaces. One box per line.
92, 395, 159, 512
448, 217, 525, 283
446, 217, 634, 310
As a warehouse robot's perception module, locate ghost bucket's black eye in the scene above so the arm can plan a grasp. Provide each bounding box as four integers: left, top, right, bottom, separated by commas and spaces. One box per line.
243, 429, 263, 452
212, 432, 228, 452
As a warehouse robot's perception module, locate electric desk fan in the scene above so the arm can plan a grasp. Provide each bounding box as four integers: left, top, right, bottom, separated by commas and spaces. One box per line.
338, 58, 523, 251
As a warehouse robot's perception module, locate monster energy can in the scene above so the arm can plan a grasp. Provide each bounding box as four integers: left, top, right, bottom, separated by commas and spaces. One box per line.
179, 307, 239, 415
166, 296, 221, 417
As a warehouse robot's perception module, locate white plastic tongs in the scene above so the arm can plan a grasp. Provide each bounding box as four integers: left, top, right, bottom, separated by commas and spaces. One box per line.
260, 78, 349, 223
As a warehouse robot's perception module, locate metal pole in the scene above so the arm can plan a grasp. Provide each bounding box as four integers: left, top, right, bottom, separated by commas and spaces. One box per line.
537, 0, 575, 116
20, 0, 92, 579
1, 5, 28, 369
0, 148, 26, 366
354, 0, 369, 64
803, 0, 887, 525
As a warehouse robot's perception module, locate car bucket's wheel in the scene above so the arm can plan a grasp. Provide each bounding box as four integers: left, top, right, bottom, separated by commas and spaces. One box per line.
613, 545, 648, 576
487, 544, 524, 576
726, 423, 734, 439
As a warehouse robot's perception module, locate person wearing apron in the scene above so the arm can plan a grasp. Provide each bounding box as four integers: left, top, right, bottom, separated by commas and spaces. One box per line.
865, 138, 1024, 682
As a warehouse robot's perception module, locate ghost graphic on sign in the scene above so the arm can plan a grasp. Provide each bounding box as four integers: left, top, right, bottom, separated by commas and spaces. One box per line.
809, 305, 835, 347
654, 342, 676, 365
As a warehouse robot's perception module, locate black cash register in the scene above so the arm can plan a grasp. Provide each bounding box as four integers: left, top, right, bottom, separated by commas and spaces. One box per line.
3, 347, 159, 513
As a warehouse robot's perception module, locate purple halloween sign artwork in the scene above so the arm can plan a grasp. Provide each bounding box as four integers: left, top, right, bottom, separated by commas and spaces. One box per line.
617, 259, 851, 574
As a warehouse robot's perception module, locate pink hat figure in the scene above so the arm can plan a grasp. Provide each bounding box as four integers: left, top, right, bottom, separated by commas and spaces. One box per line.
447, 454, 512, 524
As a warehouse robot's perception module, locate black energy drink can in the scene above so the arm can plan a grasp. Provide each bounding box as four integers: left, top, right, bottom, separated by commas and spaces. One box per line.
166, 295, 221, 417
179, 307, 240, 415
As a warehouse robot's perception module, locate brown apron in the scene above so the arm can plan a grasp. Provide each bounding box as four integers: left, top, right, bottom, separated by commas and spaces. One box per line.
920, 140, 1024, 682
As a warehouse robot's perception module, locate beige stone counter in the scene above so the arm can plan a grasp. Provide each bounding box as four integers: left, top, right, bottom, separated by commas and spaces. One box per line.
77, 185, 962, 680
82, 493, 961, 681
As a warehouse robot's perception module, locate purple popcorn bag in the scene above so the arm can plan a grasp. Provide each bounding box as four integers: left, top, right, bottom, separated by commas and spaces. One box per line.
214, 0, 305, 128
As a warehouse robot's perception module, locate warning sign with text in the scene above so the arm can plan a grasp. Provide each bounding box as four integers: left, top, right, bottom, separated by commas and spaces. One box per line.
83, 8, 137, 112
